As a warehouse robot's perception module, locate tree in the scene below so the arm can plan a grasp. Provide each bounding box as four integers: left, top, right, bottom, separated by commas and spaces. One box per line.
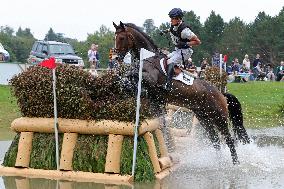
143, 19, 156, 35
202, 11, 225, 56
218, 17, 248, 62
0, 26, 14, 36
151, 22, 172, 51
183, 10, 204, 65
44, 28, 58, 41
16, 27, 34, 38
247, 12, 279, 65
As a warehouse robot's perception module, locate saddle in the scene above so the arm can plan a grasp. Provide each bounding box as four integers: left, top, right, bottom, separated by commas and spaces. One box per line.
160, 58, 194, 86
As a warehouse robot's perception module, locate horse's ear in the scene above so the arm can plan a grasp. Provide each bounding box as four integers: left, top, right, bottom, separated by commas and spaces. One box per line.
113, 22, 118, 29
120, 21, 125, 29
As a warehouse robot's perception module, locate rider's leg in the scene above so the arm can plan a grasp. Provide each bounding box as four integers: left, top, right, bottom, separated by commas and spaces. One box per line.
164, 63, 174, 90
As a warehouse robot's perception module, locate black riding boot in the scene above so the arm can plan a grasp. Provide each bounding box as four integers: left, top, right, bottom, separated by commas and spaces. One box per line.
164, 63, 174, 91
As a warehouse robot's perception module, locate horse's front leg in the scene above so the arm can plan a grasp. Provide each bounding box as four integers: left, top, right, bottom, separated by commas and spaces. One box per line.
142, 72, 158, 86
160, 107, 175, 152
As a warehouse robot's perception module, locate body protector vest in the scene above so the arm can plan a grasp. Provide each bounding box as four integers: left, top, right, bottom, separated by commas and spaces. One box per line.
170, 22, 191, 49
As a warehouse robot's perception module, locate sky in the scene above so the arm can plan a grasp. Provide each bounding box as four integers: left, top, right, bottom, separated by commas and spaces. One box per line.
1, 0, 283, 41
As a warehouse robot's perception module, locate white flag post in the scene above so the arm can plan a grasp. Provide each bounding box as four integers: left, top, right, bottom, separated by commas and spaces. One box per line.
131, 48, 155, 177
52, 68, 60, 170
219, 53, 223, 92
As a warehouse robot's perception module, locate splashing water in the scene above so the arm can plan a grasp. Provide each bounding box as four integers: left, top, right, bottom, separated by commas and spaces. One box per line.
167, 125, 284, 189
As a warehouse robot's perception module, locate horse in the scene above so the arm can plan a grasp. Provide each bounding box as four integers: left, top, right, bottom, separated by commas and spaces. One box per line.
113, 21, 250, 164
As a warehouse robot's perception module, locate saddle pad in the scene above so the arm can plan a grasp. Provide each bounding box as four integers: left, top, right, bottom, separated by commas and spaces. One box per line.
160, 58, 194, 86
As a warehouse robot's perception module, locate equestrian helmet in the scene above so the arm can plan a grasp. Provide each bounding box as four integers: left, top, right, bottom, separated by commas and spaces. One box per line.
168, 8, 184, 18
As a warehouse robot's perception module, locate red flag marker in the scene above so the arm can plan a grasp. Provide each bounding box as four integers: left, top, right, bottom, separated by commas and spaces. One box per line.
223, 55, 228, 63
39, 57, 56, 69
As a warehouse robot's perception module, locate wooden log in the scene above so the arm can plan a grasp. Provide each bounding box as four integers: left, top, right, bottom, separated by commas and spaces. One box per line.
154, 129, 168, 157
155, 168, 171, 181
0, 166, 133, 186
15, 132, 33, 168
144, 132, 161, 173
158, 157, 172, 170
105, 134, 124, 173
11, 117, 159, 136
60, 133, 78, 171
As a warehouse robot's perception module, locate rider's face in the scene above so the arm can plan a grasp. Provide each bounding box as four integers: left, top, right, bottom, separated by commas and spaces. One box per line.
170, 17, 181, 26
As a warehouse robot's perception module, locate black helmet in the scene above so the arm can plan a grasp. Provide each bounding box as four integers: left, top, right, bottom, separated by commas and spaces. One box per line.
168, 8, 183, 18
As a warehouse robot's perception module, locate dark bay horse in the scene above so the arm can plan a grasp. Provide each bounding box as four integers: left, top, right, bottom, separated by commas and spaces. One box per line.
113, 21, 250, 164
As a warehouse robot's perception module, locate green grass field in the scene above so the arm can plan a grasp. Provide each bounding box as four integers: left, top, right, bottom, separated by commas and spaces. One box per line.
227, 81, 284, 128
0, 82, 283, 140
0, 85, 20, 140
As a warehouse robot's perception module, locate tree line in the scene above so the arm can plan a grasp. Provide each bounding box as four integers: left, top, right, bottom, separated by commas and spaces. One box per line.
1, 7, 284, 68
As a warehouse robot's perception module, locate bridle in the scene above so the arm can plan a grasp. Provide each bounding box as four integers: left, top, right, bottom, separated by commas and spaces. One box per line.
114, 27, 136, 60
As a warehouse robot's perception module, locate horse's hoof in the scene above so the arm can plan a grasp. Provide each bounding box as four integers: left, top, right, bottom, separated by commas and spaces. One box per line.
233, 159, 240, 165
213, 143, 221, 150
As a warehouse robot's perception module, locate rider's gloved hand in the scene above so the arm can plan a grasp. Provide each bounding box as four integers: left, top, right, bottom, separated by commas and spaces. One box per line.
176, 41, 189, 49
159, 30, 169, 36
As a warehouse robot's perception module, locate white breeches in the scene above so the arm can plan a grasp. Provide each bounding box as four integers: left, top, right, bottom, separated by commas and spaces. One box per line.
167, 48, 193, 66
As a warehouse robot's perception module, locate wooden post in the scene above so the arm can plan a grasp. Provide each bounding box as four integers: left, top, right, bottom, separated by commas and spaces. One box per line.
154, 129, 168, 158
60, 133, 78, 171
15, 132, 33, 168
144, 132, 161, 173
105, 134, 124, 173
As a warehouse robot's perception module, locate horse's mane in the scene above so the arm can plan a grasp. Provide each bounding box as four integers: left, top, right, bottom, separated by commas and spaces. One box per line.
125, 23, 158, 51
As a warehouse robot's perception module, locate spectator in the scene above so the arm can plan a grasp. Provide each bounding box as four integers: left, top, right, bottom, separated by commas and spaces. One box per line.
88, 44, 98, 69
95, 45, 100, 68
212, 52, 220, 67
253, 54, 261, 68
199, 58, 209, 78
186, 57, 193, 69
265, 64, 275, 81
242, 54, 250, 70
240, 63, 249, 73
253, 63, 266, 81
276, 60, 284, 81
186, 58, 198, 77
200, 58, 208, 70
231, 58, 241, 73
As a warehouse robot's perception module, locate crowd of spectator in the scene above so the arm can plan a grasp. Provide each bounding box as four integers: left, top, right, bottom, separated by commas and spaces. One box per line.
89, 44, 284, 83
184, 53, 284, 82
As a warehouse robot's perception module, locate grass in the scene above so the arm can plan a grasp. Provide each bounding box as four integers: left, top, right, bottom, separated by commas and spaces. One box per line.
0, 85, 20, 140
227, 81, 284, 128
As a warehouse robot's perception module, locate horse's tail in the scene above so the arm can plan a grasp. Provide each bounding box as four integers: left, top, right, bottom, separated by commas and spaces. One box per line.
223, 93, 250, 144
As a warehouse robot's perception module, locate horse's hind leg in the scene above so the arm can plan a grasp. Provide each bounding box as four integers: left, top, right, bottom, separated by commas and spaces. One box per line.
198, 118, 221, 150
216, 119, 239, 165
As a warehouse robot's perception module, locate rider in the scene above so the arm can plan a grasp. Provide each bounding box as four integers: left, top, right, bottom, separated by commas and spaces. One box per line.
163, 8, 201, 91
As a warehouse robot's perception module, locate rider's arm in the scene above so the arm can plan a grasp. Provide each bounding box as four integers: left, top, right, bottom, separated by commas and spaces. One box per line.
188, 35, 201, 46
181, 28, 201, 47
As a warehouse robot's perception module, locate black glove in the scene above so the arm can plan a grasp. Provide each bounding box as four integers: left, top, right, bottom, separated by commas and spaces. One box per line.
176, 41, 189, 49
159, 30, 169, 36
